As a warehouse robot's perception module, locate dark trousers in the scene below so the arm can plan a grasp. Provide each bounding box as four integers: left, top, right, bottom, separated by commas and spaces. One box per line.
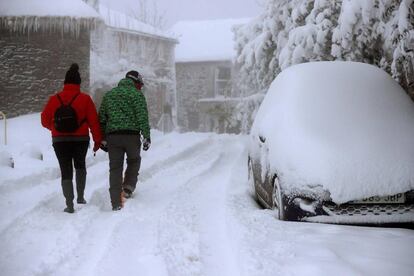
53, 141, 89, 206
107, 134, 141, 207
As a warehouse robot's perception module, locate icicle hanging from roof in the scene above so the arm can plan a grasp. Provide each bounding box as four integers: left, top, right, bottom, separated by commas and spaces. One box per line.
0, 16, 101, 37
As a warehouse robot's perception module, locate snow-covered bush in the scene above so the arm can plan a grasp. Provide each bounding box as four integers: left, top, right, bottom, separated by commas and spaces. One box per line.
235, 0, 414, 98
232, 93, 265, 134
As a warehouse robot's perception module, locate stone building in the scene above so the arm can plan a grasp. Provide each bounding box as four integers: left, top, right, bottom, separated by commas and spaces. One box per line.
171, 18, 250, 133
0, 0, 100, 118
0, 0, 178, 131
90, 4, 178, 129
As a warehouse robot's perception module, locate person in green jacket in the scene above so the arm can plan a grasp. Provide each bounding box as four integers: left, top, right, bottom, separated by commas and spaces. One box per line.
99, 70, 151, 211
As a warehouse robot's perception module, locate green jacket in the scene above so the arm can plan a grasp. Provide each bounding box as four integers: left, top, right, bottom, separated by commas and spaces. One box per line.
99, 78, 150, 139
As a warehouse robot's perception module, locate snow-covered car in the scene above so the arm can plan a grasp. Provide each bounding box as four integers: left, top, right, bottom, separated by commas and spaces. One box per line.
248, 61, 414, 224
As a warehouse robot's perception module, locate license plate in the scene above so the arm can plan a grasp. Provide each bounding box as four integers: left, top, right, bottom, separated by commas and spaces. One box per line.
351, 193, 405, 204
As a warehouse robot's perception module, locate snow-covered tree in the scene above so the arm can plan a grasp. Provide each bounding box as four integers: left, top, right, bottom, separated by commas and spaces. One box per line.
82, 0, 99, 11
331, 0, 381, 63
235, 0, 414, 98
132, 0, 167, 30
379, 0, 414, 97
279, 0, 342, 69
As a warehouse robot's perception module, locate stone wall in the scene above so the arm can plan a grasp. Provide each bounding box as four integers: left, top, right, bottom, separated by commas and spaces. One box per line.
176, 61, 232, 131
0, 29, 91, 118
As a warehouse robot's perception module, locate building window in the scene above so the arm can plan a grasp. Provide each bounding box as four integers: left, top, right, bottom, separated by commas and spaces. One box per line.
214, 66, 231, 97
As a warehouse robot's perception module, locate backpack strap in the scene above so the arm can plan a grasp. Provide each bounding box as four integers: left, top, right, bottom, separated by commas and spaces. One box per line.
56, 93, 64, 105
56, 92, 80, 106
70, 93, 87, 126
68, 93, 80, 106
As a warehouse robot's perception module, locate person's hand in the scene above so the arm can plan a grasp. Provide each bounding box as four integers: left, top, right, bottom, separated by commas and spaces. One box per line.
100, 140, 108, 152
142, 138, 151, 151
93, 142, 100, 152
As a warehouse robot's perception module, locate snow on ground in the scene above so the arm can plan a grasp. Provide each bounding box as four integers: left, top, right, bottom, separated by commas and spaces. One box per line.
0, 114, 413, 276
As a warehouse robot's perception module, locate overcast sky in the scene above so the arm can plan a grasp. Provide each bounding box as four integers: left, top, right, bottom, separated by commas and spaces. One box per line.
101, 0, 265, 27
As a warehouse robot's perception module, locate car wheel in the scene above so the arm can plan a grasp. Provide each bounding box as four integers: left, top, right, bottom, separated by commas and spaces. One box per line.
248, 158, 258, 200
272, 174, 285, 220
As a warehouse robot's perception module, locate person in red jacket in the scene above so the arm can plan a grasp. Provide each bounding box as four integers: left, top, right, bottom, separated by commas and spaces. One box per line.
41, 63, 102, 213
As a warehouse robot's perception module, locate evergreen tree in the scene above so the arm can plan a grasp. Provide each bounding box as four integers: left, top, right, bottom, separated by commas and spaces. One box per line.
380, 0, 414, 98
234, 0, 413, 98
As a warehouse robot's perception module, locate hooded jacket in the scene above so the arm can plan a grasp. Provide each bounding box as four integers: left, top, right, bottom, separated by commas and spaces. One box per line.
98, 78, 150, 139
41, 84, 102, 144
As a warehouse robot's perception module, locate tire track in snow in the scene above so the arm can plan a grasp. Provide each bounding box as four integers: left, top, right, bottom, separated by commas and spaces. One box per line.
41, 137, 225, 276
158, 136, 245, 276
1, 136, 220, 276
93, 138, 233, 276
0, 151, 108, 194
226, 152, 296, 276
0, 153, 109, 233
0, 136, 212, 236
0, 167, 60, 192
0, 130, 166, 193
139, 136, 215, 182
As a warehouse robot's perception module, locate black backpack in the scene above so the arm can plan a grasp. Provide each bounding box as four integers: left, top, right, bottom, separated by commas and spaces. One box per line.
54, 93, 83, 133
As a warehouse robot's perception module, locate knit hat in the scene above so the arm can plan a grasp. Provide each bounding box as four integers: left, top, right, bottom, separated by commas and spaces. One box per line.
126, 70, 144, 85
64, 63, 81, 85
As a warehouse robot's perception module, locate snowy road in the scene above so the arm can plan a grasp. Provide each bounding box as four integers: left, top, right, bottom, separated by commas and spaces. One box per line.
1, 115, 414, 276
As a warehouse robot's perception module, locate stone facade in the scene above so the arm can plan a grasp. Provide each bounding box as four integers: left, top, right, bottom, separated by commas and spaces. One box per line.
176, 60, 235, 131
176, 60, 246, 133
0, 29, 91, 118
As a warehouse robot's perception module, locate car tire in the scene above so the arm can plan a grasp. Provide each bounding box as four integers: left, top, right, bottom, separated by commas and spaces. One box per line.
248, 158, 258, 200
272, 174, 285, 220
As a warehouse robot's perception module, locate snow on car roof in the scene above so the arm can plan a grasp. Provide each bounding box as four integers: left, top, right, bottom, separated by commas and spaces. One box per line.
251, 61, 414, 204
171, 18, 251, 62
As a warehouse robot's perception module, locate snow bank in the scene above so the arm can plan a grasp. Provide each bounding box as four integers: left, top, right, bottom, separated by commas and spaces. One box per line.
171, 18, 251, 62
251, 61, 414, 203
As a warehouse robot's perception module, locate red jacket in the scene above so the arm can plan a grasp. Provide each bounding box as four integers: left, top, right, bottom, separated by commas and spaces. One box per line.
41, 84, 102, 144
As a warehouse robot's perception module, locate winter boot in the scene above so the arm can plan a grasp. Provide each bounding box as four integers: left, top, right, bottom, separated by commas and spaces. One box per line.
123, 188, 133, 199
64, 206, 75, 213
112, 205, 122, 211
76, 168, 87, 204
62, 179, 74, 213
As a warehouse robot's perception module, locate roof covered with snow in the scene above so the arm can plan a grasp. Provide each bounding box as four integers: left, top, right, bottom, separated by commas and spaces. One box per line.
171, 18, 251, 63
0, 0, 100, 18
98, 4, 177, 42
0, 0, 100, 35
0, 1, 175, 41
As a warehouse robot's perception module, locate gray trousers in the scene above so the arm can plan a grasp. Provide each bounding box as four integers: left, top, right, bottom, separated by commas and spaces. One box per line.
107, 134, 141, 207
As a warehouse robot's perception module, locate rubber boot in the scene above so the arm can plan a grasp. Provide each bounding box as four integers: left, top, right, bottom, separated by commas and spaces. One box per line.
76, 168, 87, 204
62, 179, 74, 213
